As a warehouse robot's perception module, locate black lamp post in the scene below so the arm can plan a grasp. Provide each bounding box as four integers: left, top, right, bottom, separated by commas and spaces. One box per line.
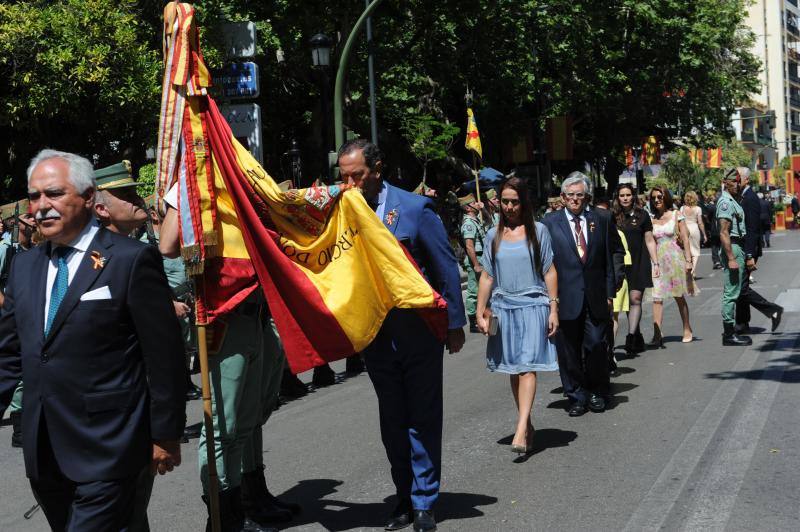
310, 33, 333, 184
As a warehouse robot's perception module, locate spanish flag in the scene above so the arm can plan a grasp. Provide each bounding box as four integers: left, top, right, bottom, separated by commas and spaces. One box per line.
707, 148, 723, 168
642, 136, 660, 164
465, 108, 482, 159
156, 3, 447, 373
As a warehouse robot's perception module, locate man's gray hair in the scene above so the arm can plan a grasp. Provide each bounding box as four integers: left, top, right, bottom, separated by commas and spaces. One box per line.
27, 149, 95, 194
736, 166, 751, 180
561, 171, 593, 197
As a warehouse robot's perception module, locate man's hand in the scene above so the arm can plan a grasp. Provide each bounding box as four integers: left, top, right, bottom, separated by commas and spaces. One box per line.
727, 258, 739, 270
476, 314, 489, 336
446, 327, 465, 354
173, 300, 190, 319
745, 258, 757, 272
151, 440, 181, 476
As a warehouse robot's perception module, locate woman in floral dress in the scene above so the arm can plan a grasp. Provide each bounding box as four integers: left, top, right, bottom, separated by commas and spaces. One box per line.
648, 186, 694, 347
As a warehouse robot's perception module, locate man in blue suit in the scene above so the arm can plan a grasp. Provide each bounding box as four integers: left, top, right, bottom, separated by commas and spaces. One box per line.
338, 139, 466, 532
542, 172, 624, 417
0, 150, 186, 531
734, 167, 783, 333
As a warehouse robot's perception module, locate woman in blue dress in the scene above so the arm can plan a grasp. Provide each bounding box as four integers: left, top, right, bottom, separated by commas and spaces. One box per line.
476, 177, 559, 455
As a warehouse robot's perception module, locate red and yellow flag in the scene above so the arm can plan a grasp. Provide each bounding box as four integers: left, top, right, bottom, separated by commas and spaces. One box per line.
156, 4, 447, 373
642, 136, 660, 164
465, 108, 482, 159
706, 148, 723, 168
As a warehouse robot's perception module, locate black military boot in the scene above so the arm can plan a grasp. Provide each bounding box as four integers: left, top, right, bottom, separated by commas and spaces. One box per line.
279, 368, 308, 399
241, 466, 294, 524
312, 364, 336, 387
204, 487, 276, 532
624, 334, 636, 358
722, 322, 752, 346
10, 411, 22, 448
633, 331, 646, 354
468, 315, 479, 333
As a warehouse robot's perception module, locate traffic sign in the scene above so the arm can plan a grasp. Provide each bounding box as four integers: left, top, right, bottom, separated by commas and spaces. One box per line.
215, 62, 260, 99
221, 103, 263, 164
221, 21, 256, 58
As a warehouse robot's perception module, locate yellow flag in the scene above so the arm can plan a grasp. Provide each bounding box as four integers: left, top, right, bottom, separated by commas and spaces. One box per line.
465, 108, 482, 158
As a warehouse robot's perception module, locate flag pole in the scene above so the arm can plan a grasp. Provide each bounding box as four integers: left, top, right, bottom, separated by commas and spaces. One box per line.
194, 278, 221, 532
472, 153, 483, 224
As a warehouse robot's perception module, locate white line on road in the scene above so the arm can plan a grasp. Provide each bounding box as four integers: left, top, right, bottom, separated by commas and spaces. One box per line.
622, 308, 799, 531
681, 328, 797, 531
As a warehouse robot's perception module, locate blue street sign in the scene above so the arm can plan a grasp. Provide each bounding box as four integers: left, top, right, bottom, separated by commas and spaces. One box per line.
216, 62, 260, 99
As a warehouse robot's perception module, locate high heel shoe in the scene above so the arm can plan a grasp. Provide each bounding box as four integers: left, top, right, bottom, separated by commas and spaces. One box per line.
647, 324, 665, 349
633, 331, 646, 354
511, 425, 535, 454
682, 331, 694, 343
624, 334, 636, 357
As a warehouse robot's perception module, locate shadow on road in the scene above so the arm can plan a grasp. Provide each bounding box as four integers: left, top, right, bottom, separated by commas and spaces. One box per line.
275, 479, 497, 530
704, 353, 800, 383
496, 428, 578, 464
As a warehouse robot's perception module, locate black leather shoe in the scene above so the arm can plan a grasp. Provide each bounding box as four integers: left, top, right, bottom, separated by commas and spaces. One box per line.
588, 394, 606, 413
713, 263, 723, 270
413, 510, 436, 531
345, 354, 365, 375
568, 402, 586, 417
722, 322, 752, 346
280, 369, 308, 399
772, 308, 783, 332
312, 364, 336, 387
385, 500, 413, 531
186, 382, 202, 401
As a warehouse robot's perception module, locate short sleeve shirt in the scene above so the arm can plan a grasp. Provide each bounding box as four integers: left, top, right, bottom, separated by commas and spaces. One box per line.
715, 190, 746, 238
461, 216, 486, 255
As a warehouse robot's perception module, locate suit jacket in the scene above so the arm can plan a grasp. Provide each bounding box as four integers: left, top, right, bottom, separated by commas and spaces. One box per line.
381, 182, 466, 330
0, 227, 186, 482
740, 187, 762, 258
542, 208, 624, 321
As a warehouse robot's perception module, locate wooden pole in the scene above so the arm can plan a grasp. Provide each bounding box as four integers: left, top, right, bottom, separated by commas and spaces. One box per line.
472, 152, 483, 224
194, 271, 221, 532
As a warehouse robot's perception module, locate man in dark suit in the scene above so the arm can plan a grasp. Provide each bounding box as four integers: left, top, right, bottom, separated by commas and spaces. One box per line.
543, 172, 624, 417
0, 150, 186, 531
734, 168, 783, 333
338, 139, 466, 532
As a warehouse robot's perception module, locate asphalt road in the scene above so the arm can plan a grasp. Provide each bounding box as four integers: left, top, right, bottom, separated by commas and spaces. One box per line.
2, 231, 799, 531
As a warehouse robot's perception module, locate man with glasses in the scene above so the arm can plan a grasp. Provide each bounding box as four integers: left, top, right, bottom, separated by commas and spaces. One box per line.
543, 172, 624, 417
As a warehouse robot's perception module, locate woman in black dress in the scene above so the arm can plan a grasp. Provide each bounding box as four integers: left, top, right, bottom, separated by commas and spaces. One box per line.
612, 184, 660, 354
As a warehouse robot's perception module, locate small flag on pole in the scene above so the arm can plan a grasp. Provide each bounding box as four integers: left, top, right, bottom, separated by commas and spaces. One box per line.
706, 148, 722, 168
465, 108, 482, 159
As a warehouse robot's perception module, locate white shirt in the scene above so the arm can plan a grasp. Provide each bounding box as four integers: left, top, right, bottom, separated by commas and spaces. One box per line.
564, 207, 589, 247
44, 218, 100, 327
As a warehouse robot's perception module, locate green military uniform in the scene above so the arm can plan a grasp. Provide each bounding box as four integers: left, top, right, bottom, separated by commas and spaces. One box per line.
716, 189, 746, 325
461, 213, 486, 317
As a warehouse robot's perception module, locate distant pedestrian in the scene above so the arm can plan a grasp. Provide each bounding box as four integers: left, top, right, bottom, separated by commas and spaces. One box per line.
476, 177, 559, 454
758, 192, 772, 248
680, 191, 707, 295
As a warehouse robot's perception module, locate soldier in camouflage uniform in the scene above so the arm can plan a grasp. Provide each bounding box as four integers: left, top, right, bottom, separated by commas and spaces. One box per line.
460, 194, 487, 333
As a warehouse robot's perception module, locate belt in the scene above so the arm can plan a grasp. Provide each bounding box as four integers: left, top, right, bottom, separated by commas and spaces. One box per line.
730, 236, 744, 245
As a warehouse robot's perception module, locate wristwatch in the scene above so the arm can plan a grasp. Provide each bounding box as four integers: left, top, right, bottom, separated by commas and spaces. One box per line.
549, 297, 560, 304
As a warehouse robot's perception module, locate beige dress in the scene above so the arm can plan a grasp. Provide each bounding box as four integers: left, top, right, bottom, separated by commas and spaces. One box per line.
680, 205, 703, 258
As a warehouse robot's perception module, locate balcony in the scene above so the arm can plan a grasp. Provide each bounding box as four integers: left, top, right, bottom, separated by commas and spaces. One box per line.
791, 96, 800, 108
790, 72, 800, 84
791, 123, 800, 133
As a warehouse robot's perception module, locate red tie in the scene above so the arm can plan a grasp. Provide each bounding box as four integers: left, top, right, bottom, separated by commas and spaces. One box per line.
572, 215, 588, 264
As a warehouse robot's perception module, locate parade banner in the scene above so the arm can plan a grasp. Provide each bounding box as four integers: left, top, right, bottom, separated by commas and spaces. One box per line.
465, 107, 483, 159
156, 3, 447, 373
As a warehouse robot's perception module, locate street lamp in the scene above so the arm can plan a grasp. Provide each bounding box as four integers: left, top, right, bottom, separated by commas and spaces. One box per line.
310, 33, 333, 184
310, 33, 333, 67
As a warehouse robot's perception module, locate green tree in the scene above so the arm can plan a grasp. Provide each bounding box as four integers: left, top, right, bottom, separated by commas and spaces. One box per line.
0, 0, 161, 201
400, 114, 460, 183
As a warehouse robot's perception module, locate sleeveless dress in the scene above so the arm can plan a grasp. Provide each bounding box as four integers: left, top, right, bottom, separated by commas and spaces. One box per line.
480, 223, 559, 374
680, 205, 703, 258
651, 211, 689, 299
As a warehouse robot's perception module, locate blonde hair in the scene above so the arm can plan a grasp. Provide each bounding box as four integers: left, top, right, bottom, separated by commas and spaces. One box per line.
684, 190, 699, 207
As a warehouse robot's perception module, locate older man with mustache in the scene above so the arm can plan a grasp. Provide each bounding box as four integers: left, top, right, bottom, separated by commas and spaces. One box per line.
0, 149, 186, 531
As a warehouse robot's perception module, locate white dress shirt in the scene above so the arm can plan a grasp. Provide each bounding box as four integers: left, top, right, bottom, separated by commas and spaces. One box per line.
44, 218, 100, 326
564, 207, 589, 248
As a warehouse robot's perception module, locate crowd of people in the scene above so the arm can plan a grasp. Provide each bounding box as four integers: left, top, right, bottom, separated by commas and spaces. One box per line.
0, 144, 788, 532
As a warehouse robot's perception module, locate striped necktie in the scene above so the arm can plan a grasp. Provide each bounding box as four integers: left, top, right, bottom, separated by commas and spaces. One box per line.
45, 246, 72, 336
572, 215, 588, 264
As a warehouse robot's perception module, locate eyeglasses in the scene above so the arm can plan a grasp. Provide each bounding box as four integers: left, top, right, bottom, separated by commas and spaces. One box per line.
651, 194, 663, 200
500, 198, 520, 206
564, 192, 586, 199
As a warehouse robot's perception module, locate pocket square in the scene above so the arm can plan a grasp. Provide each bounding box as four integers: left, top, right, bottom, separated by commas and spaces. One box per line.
80, 286, 112, 301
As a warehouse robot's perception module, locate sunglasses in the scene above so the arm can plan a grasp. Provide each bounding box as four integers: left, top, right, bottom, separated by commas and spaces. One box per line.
500, 198, 520, 206
651, 194, 663, 200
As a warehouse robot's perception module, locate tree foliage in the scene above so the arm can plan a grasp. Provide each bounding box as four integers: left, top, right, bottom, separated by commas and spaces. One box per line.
0, 0, 761, 202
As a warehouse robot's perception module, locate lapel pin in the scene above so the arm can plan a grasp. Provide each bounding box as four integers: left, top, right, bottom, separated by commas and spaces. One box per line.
90, 251, 107, 270
385, 208, 398, 226
589, 221, 596, 233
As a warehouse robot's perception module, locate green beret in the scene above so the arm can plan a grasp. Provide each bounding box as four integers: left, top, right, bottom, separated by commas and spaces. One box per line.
94, 161, 141, 190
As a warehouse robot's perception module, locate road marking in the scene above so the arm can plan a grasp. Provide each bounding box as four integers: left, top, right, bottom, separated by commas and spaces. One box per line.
622, 309, 798, 531
682, 327, 797, 530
